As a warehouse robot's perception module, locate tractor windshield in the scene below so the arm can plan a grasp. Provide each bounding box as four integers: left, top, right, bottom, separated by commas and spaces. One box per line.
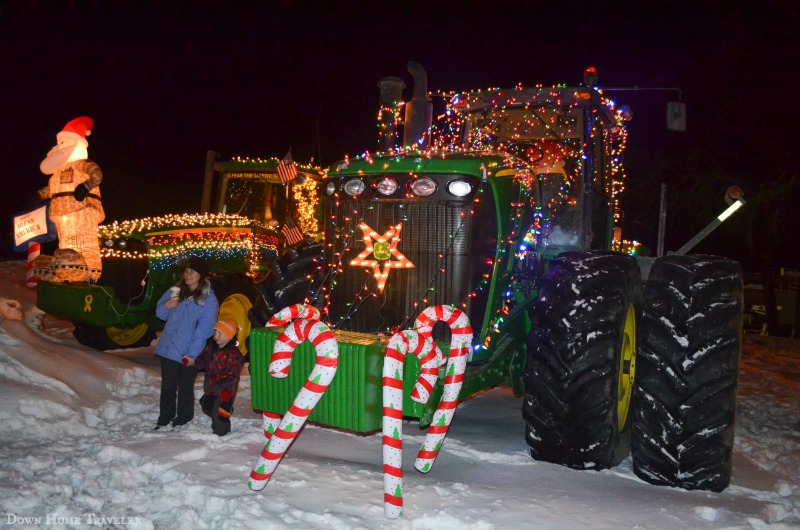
220, 175, 289, 227
467, 105, 582, 143
455, 104, 586, 251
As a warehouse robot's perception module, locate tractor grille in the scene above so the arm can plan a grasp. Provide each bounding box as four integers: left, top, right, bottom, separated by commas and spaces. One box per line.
322, 193, 497, 334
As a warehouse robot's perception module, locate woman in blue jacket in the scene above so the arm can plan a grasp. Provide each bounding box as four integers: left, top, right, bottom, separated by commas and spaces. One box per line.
153, 257, 219, 429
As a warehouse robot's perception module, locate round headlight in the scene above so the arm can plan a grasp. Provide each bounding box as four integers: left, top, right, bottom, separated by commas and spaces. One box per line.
325, 181, 337, 195
117, 239, 127, 249
343, 179, 366, 197
104, 239, 115, 248
375, 177, 398, 195
447, 180, 472, 197
410, 177, 437, 197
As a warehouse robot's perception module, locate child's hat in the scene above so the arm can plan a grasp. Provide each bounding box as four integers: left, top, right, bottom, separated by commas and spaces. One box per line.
214, 319, 238, 342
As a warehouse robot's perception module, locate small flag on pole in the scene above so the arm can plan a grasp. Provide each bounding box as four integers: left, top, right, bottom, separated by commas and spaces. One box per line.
281, 217, 305, 246
277, 149, 298, 184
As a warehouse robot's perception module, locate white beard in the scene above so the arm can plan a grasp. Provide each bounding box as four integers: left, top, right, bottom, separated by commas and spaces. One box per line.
40, 142, 88, 175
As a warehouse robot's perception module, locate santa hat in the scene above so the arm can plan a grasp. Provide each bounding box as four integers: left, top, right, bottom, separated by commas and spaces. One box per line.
57, 116, 93, 147
214, 319, 239, 342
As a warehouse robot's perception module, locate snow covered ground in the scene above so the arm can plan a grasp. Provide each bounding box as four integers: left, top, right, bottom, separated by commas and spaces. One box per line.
0, 259, 797, 529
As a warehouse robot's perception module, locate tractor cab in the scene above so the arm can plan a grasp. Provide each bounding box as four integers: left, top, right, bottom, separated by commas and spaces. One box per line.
207, 155, 321, 241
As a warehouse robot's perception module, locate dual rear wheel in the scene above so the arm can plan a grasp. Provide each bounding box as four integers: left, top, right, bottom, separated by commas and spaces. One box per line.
522, 251, 641, 469
523, 252, 743, 491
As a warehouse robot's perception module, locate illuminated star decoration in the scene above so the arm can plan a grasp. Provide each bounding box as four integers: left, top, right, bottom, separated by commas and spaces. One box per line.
350, 222, 414, 293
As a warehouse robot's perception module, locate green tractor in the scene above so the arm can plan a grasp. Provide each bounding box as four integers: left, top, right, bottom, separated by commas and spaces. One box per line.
248, 62, 744, 492
35, 156, 323, 352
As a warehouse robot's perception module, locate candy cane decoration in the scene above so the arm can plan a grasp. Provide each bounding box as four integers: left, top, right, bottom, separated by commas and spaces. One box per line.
248, 305, 338, 491
381, 305, 472, 518
413, 305, 472, 473
382, 330, 443, 518
26, 242, 40, 288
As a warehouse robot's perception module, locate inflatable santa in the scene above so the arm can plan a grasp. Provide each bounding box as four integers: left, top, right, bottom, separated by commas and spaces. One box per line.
36, 116, 105, 282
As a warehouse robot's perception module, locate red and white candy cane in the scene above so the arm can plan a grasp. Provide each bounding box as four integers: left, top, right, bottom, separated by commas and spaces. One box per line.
382, 330, 443, 518
381, 305, 472, 518
413, 305, 472, 474
248, 306, 338, 491
26, 242, 40, 288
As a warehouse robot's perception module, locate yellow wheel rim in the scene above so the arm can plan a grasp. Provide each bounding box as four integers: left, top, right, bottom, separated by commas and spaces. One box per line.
617, 303, 637, 431
106, 323, 150, 347
218, 293, 253, 355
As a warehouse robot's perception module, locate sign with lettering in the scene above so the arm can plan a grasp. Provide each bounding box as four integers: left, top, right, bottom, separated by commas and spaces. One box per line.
13, 203, 56, 252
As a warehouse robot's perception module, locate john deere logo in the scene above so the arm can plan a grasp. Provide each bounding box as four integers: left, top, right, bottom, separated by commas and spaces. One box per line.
373, 241, 391, 260
350, 222, 415, 293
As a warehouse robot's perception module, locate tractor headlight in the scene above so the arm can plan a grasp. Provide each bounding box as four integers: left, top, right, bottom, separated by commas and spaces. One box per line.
375, 177, 398, 196
447, 179, 472, 197
409, 177, 437, 197
343, 179, 366, 197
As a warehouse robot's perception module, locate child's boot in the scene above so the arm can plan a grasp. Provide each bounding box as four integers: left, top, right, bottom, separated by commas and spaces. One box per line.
211, 396, 232, 436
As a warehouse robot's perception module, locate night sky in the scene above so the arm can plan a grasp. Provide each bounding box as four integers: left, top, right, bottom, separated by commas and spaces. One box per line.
2, 1, 798, 270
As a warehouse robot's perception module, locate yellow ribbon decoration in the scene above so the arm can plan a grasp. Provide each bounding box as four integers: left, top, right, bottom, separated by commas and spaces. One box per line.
84, 295, 93, 312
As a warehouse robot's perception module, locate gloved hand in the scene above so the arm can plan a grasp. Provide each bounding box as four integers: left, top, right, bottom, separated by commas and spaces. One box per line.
220, 391, 232, 402
73, 182, 90, 201
181, 355, 195, 367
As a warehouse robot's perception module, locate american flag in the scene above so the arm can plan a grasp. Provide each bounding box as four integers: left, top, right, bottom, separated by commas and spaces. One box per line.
281, 217, 305, 246
276, 150, 298, 184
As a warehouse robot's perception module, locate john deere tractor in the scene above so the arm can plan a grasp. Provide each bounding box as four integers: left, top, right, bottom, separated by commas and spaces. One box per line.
248, 62, 743, 492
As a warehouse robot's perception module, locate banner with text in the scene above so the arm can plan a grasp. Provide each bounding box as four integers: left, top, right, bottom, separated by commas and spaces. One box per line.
13, 202, 57, 252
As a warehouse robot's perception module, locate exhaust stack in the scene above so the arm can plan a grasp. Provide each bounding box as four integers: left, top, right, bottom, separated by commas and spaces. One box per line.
402, 61, 433, 149
377, 76, 406, 151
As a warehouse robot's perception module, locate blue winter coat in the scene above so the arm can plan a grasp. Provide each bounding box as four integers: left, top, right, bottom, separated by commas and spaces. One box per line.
154, 279, 219, 363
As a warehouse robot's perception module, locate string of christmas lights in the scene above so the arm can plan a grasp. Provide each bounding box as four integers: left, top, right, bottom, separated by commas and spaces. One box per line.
291, 174, 320, 239
98, 213, 251, 239
98, 213, 279, 270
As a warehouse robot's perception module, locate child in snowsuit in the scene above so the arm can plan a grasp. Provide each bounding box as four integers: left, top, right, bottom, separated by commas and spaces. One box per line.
195, 318, 245, 436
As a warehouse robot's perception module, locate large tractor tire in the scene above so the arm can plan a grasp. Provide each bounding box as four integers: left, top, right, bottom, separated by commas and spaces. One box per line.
73, 323, 156, 351
523, 251, 642, 469
632, 254, 743, 491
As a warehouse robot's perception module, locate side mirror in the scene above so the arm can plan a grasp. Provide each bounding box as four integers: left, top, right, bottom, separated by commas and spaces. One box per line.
666, 101, 686, 131
725, 185, 744, 206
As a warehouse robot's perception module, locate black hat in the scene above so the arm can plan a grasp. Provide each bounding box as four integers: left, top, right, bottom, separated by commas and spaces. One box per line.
185, 257, 210, 277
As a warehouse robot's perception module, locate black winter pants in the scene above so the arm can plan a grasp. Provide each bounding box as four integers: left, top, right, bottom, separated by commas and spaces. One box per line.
158, 356, 198, 426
